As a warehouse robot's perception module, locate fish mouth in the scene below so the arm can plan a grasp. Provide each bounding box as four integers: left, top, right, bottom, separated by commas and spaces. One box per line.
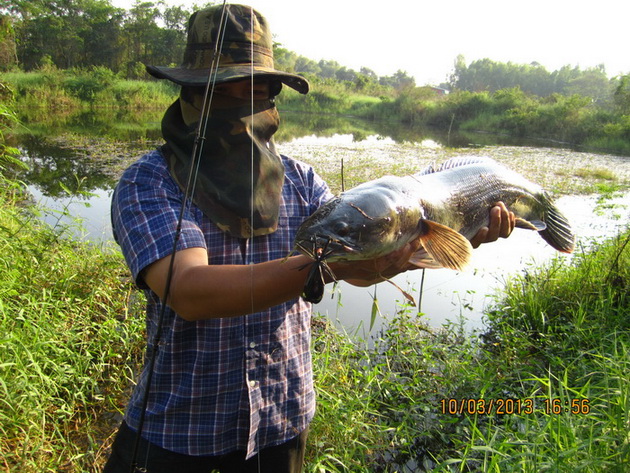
295, 234, 361, 260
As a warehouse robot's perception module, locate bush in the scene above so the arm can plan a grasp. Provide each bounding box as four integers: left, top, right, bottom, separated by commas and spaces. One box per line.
62, 66, 117, 102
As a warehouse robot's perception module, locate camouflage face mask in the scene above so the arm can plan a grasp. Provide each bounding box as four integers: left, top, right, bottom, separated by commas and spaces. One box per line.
161, 88, 284, 238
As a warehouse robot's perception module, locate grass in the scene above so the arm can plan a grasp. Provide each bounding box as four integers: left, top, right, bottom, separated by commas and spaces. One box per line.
1, 184, 628, 471
5, 69, 630, 157
1, 91, 628, 469
1, 69, 177, 115
0, 186, 145, 472
573, 167, 617, 181
305, 230, 630, 472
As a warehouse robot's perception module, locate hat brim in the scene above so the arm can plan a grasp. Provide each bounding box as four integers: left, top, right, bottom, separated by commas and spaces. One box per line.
146, 64, 309, 94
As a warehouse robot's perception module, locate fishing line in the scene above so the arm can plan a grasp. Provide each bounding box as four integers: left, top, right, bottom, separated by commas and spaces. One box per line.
417, 268, 426, 314
340, 157, 345, 192
247, 9, 263, 473
129, 2, 229, 472
249, 5, 256, 314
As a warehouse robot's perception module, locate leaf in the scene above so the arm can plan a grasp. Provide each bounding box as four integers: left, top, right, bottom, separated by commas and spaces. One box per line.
369, 291, 381, 332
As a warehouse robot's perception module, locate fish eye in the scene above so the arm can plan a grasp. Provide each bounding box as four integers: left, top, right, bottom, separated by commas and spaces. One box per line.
335, 222, 350, 237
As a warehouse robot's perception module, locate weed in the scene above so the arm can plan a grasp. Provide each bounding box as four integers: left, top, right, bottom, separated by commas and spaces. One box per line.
0, 186, 145, 471
306, 228, 629, 471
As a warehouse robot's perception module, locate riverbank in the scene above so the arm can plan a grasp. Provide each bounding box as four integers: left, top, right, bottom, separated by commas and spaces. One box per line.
0, 176, 628, 471
3, 70, 630, 157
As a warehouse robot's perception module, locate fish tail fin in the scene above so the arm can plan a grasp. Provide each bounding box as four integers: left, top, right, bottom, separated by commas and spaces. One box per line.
515, 218, 546, 231
540, 195, 575, 253
418, 220, 473, 271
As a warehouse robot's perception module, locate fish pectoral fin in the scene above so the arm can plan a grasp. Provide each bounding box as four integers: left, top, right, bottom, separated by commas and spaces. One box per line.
515, 218, 547, 231
408, 248, 444, 269
418, 220, 472, 271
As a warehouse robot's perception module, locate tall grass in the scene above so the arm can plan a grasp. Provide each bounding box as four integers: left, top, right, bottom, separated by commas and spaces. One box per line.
1, 68, 177, 113
307, 230, 630, 471
1, 190, 627, 471
2, 78, 628, 470
0, 186, 145, 471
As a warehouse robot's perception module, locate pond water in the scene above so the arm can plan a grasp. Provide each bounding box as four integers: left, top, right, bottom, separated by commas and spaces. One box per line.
12, 112, 630, 336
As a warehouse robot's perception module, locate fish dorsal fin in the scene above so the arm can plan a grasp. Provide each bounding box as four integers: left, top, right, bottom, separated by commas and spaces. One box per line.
436, 156, 495, 171
417, 220, 472, 271
414, 156, 496, 177
515, 218, 547, 231
417, 161, 436, 176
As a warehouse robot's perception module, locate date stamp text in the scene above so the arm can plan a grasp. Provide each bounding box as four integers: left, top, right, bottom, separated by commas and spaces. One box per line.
439, 398, 591, 415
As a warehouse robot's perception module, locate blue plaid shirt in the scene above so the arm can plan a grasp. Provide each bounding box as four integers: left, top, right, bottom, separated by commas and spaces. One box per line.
111, 149, 331, 458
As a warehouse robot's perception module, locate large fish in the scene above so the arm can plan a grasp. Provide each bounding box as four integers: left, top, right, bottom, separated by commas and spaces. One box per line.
294, 156, 575, 302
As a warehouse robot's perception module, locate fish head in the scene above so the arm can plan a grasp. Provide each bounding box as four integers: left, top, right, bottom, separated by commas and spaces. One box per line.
294, 192, 413, 262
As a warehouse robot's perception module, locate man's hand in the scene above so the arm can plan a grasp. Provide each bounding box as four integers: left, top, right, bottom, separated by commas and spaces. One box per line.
469, 202, 516, 248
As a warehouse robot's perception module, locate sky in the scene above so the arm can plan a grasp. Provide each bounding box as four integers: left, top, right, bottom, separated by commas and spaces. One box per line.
114, 0, 629, 86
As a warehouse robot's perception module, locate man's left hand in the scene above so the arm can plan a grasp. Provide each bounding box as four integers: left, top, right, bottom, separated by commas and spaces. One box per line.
469, 201, 516, 248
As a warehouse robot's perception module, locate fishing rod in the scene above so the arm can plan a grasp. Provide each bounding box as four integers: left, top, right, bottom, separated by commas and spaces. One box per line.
129, 2, 230, 471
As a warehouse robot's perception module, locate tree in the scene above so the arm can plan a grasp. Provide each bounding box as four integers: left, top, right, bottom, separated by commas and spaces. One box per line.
335, 66, 356, 82
11, 0, 125, 70
379, 69, 415, 90
448, 54, 467, 89
613, 74, 630, 114
294, 56, 319, 75
273, 45, 297, 73
359, 67, 377, 80
80, 1, 126, 69
318, 59, 341, 79
564, 65, 611, 104
123, 2, 161, 65
0, 14, 17, 70
449, 56, 614, 99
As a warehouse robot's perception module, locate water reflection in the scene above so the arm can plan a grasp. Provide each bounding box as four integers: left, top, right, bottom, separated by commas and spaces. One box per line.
12, 108, 602, 199
16, 135, 116, 196
28, 186, 114, 243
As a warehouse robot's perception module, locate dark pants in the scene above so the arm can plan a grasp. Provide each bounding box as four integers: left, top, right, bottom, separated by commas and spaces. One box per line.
102, 421, 308, 473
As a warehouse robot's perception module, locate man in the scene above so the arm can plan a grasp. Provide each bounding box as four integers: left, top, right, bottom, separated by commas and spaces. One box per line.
103, 4, 514, 473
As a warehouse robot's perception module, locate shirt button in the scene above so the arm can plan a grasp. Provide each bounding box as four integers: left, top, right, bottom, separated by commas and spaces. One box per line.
249, 342, 256, 349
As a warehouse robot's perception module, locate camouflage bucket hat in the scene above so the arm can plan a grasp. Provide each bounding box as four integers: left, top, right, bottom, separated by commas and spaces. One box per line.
146, 4, 309, 94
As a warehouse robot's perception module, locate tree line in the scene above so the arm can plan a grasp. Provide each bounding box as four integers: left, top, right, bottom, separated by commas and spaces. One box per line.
4, 0, 628, 101
2, 0, 630, 154
450, 55, 621, 104
0, 0, 415, 91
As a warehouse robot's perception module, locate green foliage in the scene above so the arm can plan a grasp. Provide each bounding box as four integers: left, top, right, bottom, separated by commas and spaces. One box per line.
0, 13, 18, 70
451, 56, 613, 101
3, 0, 629, 156
0, 191, 145, 471
613, 74, 630, 114
307, 230, 630, 471
2, 95, 629, 469
3, 0, 630, 156
62, 66, 117, 102
5, 1, 410, 90
275, 76, 393, 115
1, 68, 178, 111
4, 63, 630, 156
0, 80, 26, 194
